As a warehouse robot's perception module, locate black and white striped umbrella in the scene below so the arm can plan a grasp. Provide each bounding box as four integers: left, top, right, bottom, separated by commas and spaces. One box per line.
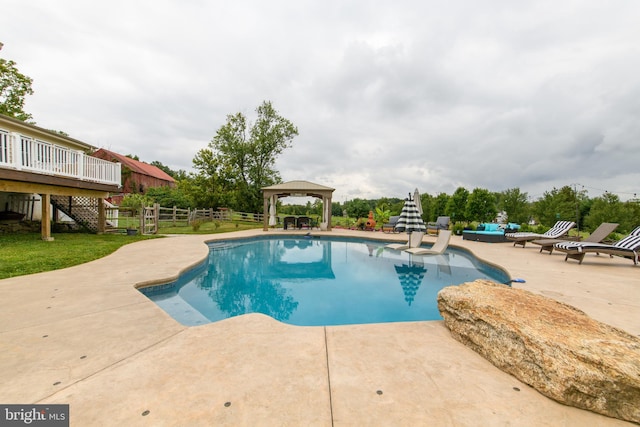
394, 198, 426, 233
394, 262, 427, 306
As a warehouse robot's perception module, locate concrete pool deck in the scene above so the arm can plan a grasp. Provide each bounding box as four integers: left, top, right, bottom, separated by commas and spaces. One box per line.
1, 229, 638, 426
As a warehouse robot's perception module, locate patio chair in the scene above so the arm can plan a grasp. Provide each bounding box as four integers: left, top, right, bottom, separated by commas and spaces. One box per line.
405, 230, 452, 255
283, 216, 296, 230
382, 215, 401, 233
554, 226, 640, 265
505, 220, 576, 248
296, 216, 311, 229
385, 231, 425, 250
531, 222, 619, 254
426, 216, 450, 235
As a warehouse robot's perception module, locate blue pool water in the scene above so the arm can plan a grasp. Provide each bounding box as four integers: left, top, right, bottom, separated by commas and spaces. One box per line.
139, 236, 509, 327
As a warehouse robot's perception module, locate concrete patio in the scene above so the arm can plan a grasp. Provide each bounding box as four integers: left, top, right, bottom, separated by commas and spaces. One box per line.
1, 229, 638, 426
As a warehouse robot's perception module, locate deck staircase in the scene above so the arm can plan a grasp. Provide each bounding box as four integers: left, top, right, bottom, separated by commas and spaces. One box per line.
50, 195, 110, 232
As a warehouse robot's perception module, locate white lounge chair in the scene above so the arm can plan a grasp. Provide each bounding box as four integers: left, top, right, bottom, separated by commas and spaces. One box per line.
385, 231, 425, 250
405, 230, 452, 255
505, 220, 576, 248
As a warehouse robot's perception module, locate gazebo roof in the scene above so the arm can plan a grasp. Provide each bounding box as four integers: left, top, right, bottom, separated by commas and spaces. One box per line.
262, 180, 335, 193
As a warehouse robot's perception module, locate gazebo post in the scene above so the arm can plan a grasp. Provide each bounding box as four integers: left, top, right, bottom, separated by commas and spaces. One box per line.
326, 195, 332, 230
263, 195, 269, 231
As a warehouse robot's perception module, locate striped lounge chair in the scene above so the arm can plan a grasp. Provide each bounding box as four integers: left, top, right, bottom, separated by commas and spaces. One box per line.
554, 226, 640, 265
505, 220, 576, 248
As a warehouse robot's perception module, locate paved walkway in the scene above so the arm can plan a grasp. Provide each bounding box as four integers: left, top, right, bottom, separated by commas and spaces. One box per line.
1, 229, 638, 426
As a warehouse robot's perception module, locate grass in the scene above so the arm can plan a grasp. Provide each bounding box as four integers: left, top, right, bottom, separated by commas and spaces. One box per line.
0, 232, 157, 279
159, 220, 263, 234
0, 220, 264, 280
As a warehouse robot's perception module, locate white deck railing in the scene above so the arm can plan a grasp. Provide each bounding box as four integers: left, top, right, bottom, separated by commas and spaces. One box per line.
0, 130, 121, 186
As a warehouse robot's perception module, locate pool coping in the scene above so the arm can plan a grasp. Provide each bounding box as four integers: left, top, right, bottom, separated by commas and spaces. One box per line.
1, 229, 638, 426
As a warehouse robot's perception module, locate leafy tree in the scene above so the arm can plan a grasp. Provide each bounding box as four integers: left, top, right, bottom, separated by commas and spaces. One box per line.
416, 193, 434, 223
620, 200, 640, 234
189, 149, 231, 208
344, 198, 373, 219
445, 187, 469, 223
465, 188, 497, 222
499, 187, 529, 224
0, 54, 34, 121
583, 193, 624, 233
431, 193, 450, 222
144, 186, 191, 209
195, 101, 298, 212
331, 201, 343, 217
533, 186, 583, 226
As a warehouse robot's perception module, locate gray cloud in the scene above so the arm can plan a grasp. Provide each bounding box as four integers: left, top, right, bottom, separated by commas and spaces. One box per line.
3, 0, 639, 202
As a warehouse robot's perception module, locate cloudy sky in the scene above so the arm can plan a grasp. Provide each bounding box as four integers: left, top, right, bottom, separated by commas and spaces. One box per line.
3, 1, 640, 202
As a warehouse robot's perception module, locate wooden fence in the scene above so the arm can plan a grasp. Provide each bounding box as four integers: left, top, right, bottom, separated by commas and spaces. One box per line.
105, 205, 264, 235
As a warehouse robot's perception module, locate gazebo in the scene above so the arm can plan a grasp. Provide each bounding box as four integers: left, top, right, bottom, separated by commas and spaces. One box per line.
261, 180, 335, 231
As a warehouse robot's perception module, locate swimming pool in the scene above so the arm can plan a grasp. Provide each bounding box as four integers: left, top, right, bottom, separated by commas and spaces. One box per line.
139, 236, 509, 326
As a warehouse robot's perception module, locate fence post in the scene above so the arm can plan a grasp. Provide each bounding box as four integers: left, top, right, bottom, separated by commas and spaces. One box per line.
139, 204, 144, 232
154, 203, 160, 234
172, 205, 177, 226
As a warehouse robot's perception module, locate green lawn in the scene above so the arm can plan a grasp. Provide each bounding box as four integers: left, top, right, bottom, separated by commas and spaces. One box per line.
0, 220, 264, 280
0, 233, 157, 279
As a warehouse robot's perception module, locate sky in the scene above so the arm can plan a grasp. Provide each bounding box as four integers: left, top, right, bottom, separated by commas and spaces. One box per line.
3, 1, 640, 203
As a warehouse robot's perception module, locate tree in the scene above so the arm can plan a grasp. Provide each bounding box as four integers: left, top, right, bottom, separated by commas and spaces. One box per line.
431, 193, 450, 222
190, 148, 231, 208
465, 188, 497, 222
344, 198, 373, 219
533, 186, 583, 226
620, 200, 640, 234
445, 187, 469, 223
0, 54, 34, 121
195, 101, 298, 212
144, 186, 191, 209
499, 188, 529, 224
583, 193, 625, 233
416, 193, 434, 223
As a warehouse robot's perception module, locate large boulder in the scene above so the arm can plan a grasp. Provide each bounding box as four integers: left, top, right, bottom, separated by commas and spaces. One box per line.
437, 280, 640, 424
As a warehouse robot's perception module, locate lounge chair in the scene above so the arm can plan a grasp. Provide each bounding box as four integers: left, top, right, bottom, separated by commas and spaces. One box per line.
505, 220, 576, 248
385, 231, 425, 250
531, 222, 619, 254
427, 216, 450, 235
405, 230, 452, 255
554, 226, 640, 265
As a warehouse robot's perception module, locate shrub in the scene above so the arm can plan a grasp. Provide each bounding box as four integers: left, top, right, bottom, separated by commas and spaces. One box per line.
191, 219, 203, 231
